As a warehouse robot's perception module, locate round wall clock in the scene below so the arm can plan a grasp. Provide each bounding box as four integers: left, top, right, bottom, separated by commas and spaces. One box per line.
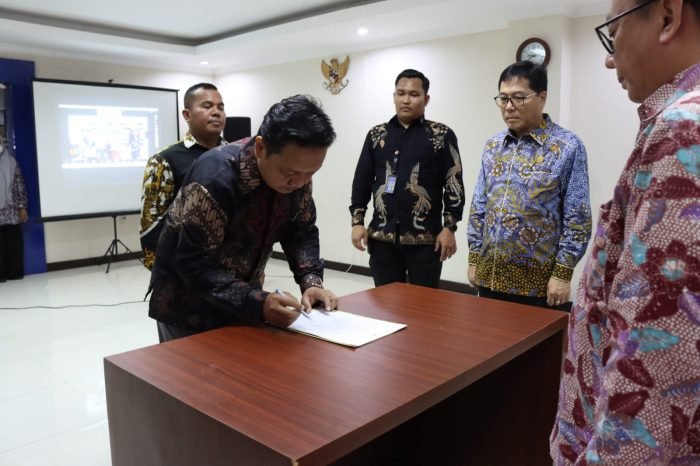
516, 38, 551, 67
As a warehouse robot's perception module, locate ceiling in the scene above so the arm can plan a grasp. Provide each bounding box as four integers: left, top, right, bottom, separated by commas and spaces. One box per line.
0, 0, 609, 73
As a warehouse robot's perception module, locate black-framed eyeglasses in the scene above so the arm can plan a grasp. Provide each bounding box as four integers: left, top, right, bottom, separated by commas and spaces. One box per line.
494, 92, 539, 108
595, 0, 657, 54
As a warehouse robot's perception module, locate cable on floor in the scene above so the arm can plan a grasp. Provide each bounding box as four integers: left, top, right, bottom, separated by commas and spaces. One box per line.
0, 300, 146, 310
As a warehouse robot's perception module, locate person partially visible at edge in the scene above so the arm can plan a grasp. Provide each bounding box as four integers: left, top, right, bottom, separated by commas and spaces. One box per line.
0, 137, 28, 283
349, 69, 465, 288
467, 61, 592, 309
550, 0, 700, 463
139, 82, 226, 270
148, 95, 338, 343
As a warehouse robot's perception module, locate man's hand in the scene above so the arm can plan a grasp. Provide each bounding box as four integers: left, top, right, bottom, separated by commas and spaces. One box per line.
467, 264, 476, 285
263, 291, 304, 327
351, 225, 368, 251
301, 287, 338, 312
434, 228, 457, 262
547, 277, 570, 307
18, 208, 28, 224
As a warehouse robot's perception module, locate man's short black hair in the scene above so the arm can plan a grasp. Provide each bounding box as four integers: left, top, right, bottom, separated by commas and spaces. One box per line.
257, 95, 336, 155
498, 61, 548, 93
183, 83, 218, 109
395, 69, 430, 94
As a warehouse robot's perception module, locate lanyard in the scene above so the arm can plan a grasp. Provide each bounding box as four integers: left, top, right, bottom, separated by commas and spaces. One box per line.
391, 150, 399, 175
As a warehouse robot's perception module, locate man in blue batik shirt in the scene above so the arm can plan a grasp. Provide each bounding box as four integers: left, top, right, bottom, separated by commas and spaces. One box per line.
467, 61, 592, 309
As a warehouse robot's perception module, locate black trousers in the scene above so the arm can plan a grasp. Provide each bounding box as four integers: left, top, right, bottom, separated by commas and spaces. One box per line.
0, 224, 24, 281
477, 286, 572, 312
368, 238, 442, 288
157, 321, 199, 343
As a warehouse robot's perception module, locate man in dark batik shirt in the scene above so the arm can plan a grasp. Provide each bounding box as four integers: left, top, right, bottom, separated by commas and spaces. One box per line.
140, 82, 227, 270
149, 95, 338, 342
350, 69, 465, 288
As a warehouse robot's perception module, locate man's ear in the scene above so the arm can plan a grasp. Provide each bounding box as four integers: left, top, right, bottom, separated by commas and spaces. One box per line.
182, 108, 191, 122
424, 94, 431, 107
254, 135, 265, 161
659, 0, 684, 44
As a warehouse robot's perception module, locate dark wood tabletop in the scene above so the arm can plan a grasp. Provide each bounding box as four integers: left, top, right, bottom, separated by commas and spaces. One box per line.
105, 283, 568, 465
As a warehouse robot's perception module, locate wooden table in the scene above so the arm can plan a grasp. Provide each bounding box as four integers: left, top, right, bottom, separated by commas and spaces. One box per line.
105, 283, 568, 466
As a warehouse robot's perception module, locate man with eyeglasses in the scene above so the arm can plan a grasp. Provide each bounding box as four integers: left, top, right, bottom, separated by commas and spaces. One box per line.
551, 0, 700, 464
467, 61, 592, 310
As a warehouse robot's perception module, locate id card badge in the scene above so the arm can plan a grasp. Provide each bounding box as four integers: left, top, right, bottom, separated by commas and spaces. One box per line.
385, 175, 397, 194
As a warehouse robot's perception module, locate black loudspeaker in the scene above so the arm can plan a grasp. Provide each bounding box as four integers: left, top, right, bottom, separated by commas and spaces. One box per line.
223, 116, 252, 142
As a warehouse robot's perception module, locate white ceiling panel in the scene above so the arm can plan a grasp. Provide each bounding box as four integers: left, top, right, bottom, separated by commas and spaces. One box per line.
0, 0, 609, 72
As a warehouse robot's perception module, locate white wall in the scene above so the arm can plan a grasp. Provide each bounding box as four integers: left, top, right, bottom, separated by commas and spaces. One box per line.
567, 16, 639, 287
217, 30, 509, 280
4, 13, 640, 291
0, 50, 213, 263
216, 14, 638, 288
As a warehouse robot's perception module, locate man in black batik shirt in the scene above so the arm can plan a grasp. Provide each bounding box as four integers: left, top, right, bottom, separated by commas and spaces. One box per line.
350, 69, 465, 288
149, 95, 338, 342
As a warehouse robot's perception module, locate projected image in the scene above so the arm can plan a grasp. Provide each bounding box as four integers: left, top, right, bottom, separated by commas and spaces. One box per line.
60, 105, 159, 168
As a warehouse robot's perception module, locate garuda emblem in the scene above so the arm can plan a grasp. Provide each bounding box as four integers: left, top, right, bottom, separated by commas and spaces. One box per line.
321, 56, 349, 95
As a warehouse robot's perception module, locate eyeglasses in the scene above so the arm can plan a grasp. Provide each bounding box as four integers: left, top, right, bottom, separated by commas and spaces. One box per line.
594, 0, 657, 54
494, 92, 539, 108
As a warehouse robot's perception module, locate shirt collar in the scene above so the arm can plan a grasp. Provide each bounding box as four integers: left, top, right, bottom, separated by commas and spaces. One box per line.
237, 137, 262, 195
638, 63, 700, 123
503, 114, 552, 146
183, 131, 226, 149
389, 114, 425, 129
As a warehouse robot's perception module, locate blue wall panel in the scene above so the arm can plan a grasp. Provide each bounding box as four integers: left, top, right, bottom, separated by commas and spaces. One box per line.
1, 58, 46, 274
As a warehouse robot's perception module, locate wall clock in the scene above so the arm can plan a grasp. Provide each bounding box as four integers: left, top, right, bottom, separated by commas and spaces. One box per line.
516, 38, 551, 67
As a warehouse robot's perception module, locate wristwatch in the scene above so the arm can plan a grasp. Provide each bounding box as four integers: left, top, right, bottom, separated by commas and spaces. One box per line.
445, 224, 458, 233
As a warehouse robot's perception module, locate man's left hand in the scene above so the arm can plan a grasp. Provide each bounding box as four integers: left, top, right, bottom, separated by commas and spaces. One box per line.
547, 277, 570, 307
18, 208, 28, 224
434, 228, 457, 262
301, 287, 338, 312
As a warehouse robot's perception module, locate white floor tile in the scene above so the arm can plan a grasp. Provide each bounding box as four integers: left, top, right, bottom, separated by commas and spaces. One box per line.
0, 421, 111, 466
0, 358, 64, 401
0, 384, 105, 453
0, 258, 373, 464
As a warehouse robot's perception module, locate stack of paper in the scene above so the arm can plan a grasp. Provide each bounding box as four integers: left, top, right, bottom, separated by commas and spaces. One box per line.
287, 310, 406, 347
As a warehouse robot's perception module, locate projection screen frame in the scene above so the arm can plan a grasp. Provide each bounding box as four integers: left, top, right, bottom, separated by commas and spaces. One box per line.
32, 78, 179, 222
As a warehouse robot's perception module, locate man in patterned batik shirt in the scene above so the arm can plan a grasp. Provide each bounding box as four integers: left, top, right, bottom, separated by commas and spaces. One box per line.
467, 61, 592, 309
139, 82, 226, 270
149, 95, 338, 342
350, 69, 465, 288
550, 0, 700, 464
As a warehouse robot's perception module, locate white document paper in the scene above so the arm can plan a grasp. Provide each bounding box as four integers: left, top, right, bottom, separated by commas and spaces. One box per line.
287, 310, 406, 347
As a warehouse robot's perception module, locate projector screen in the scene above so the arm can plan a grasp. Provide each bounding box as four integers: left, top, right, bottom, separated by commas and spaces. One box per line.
33, 79, 179, 220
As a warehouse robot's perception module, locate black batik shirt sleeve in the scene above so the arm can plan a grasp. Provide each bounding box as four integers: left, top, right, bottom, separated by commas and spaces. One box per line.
280, 182, 325, 292
168, 179, 269, 324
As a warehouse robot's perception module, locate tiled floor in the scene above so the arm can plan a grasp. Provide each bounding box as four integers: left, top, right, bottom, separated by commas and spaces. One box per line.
0, 259, 373, 466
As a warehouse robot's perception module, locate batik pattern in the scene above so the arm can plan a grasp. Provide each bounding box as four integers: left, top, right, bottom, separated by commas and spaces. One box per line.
0, 164, 27, 226
468, 115, 592, 296
148, 139, 325, 331
550, 64, 700, 465
350, 116, 465, 244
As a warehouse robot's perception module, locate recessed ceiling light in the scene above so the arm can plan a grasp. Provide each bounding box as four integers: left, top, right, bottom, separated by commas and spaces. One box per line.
199, 61, 210, 65
356, 27, 369, 36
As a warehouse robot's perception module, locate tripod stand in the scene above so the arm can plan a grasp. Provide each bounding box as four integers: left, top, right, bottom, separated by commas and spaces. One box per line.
99, 215, 135, 273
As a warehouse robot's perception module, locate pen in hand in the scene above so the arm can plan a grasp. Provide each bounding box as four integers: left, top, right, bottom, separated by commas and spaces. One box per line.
275, 289, 311, 319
